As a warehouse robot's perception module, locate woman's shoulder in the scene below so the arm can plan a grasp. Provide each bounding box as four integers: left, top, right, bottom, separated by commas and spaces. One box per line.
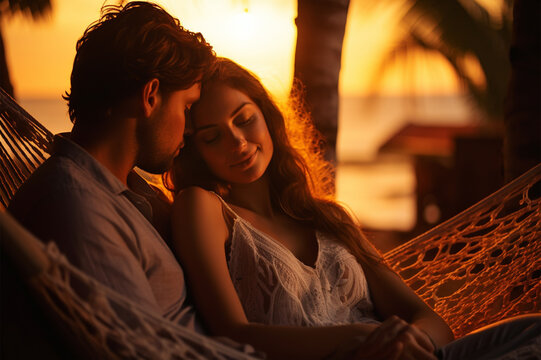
174, 186, 219, 203
170, 188, 232, 255
171, 187, 231, 244
172, 186, 223, 215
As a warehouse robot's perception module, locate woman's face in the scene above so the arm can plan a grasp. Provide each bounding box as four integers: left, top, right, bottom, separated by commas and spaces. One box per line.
190, 83, 274, 185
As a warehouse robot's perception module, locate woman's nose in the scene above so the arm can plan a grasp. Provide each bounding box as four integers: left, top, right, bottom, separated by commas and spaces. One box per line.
229, 130, 247, 151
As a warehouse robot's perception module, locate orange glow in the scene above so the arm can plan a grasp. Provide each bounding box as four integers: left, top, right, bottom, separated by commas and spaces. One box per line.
2, 0, 104, 98
340, 2, 463, 96
2, 0, 486, 231
460, 53, 486, 91
3, 0, 477, 100
3, 0, 297, 99
161, 0, 297, 100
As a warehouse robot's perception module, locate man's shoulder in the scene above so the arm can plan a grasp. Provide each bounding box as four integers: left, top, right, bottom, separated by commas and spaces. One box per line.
7, 154, 135, 259
18, 153, 94, 190
9, 154, 112, 221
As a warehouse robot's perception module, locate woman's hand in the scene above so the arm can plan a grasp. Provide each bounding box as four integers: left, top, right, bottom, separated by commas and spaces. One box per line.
352, 316, 438, 360
403, 322, 436, 353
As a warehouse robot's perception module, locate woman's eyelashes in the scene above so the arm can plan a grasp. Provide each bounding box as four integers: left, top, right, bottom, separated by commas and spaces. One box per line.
201, 131, 220, 144
236, 114, 256, 127
198, 115, 256, 144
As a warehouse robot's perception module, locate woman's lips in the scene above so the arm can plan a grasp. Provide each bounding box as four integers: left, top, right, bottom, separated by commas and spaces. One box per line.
230, 150, 257, 168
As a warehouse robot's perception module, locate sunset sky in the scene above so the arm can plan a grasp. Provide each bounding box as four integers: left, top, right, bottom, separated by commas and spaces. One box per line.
2, 0, 463, 100
1, 0, 497, 230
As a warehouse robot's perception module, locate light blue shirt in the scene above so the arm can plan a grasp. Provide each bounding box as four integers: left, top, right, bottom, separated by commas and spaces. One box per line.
8, 133, 203, 332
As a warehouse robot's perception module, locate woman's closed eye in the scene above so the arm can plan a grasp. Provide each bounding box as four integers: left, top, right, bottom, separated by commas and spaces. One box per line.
197, 114, 255, 144
200, 130, 220, 144
236, 115, 256, 127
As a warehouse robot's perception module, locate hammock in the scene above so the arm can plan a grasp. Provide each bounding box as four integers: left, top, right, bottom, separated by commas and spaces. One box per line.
0, 89, 52, 207
0, 211, 260, 360
0, 87, 539, 357
385, 164, 540, 336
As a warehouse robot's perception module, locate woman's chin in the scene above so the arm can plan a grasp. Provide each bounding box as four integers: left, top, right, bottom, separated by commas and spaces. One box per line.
228, 170, 267, 186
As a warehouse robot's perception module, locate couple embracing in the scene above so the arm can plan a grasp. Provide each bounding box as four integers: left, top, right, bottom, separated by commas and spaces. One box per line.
9, 2, 540, 360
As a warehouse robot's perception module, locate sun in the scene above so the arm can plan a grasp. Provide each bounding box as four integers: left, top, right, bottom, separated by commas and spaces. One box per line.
159, 0, 297, 100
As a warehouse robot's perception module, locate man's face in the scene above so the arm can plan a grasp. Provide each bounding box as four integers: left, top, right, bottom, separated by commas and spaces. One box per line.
136, 82, 201, 174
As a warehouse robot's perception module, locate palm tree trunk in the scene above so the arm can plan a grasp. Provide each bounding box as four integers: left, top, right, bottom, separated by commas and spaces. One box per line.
292, 0, 350, 188
503, 0, 541, 182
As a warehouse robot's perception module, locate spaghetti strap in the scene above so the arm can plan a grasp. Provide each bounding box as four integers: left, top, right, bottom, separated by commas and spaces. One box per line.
210, 191, 240, 220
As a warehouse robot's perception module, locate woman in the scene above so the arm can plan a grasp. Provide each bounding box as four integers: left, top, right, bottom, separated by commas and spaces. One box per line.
165, 58, 539, 360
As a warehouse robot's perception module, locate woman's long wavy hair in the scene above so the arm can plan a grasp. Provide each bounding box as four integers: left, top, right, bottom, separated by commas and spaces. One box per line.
164, 58, 380, 268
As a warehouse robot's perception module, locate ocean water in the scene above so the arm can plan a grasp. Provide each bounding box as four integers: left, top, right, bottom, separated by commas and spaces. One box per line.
19, 97, 72, 134
18, 95, 476, 231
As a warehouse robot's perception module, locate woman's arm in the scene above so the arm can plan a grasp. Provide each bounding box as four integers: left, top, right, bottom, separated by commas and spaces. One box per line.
171, 187, 385, 360
361, 250, 455, 349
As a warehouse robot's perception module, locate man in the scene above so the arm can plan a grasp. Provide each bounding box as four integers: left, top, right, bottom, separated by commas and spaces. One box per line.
8, 1, 214, 332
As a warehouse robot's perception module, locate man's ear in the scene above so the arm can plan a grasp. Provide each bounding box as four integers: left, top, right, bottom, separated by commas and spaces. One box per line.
142, 78, 161, 117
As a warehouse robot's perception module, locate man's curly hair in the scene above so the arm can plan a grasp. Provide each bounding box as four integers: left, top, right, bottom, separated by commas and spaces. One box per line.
64, 1, 215, 126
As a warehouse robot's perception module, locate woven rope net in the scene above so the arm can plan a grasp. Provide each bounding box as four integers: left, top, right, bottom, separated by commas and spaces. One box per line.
385, 164, 541, 338
0, 88, 539, 355
1, 211, 261, 360
0, 89, 53, 207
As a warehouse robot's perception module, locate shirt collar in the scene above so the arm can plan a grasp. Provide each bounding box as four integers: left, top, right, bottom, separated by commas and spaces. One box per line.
53, 133, 128, 195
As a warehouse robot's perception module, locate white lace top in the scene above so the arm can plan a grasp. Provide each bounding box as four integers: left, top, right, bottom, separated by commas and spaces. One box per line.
216, 195, 380, 327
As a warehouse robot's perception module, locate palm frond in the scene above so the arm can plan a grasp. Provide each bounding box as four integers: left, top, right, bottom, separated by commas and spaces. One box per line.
376, 0, 512, 120
0, 0, 52, 20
